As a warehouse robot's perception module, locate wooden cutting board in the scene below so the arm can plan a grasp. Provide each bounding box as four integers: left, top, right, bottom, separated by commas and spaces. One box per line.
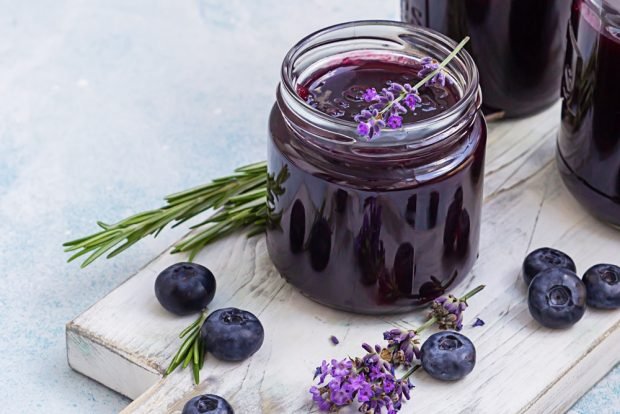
66, 103, 620, 414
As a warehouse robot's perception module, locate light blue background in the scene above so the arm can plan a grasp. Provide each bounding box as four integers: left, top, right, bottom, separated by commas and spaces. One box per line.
0, 1, 617, 412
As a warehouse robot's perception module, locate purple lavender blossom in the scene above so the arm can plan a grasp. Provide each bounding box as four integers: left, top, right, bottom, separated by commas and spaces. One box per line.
418, 56, 448, 87
387, 115, 403, 129
355, 83, 421, 138
403, 92, 421, 111
363, 87, 379, 102
354, 109, 386, 139
330, 335, 340, 345
381, 328, 420, 368
309, 348, 414, 413
430, 294, 468, 331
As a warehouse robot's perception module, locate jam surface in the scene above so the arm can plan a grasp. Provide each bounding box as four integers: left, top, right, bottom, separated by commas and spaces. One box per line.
402, 0, 571, 117
298, 59, 460, 124
267, 57, 486, 313
557, 0, 620, 226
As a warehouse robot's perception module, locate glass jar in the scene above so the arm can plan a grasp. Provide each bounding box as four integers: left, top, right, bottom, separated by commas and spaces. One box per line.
401, 0, 572, 117
557, 0, 620, 226
266, 21, 486, 314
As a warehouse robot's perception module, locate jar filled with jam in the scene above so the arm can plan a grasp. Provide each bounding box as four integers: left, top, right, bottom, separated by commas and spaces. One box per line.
266, 22, 486, 314
557, 0, 620, 226
401, 0, 572, 117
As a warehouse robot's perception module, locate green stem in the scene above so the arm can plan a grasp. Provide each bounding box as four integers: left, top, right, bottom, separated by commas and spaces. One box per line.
459, 284, 485, 302
378, 36, 470, 118
400, 364, 421, 381
414, 316, 437, 335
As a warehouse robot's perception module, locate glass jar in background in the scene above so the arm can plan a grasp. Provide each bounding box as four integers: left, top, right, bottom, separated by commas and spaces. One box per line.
557, 0, 620, 227
266, 22, 486, 314
402, 0, 572, 117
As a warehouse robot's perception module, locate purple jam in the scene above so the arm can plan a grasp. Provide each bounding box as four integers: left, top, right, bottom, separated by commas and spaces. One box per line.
267, 56, 486, 314
297, 59, 459, 123
401, 0, 571, 117
557, 0, 620, 226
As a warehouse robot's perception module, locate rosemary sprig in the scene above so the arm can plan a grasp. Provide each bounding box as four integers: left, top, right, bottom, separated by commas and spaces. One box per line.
165, 310, 209, 384
63, 161, 269, 267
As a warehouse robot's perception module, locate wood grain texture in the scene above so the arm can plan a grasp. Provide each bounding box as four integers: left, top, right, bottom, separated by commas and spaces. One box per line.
66, 103, 620, 413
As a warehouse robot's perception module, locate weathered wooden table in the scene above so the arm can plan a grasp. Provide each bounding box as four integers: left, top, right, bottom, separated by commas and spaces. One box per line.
66, 103, 620, 413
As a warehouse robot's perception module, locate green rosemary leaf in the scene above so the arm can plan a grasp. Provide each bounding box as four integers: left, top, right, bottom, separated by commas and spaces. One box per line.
179, 315, 202, 338
182, 346, 194, 369
193, 337, 200, 366
192, 359, 200, 384
80, 239, 127, 268
173, 329, 200, 365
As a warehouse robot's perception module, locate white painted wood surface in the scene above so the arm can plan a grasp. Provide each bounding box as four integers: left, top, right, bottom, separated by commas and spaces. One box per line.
66, 103, 620, 414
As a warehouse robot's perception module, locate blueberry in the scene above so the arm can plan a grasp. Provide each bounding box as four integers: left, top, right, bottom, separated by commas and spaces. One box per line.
420, 331, 476, 381
182, 394, 234, 414
154, 262, 216, 316
582, 264, 620, 309
522, 247, 576, 286
528, 267, 586, 329
201, 308, 264, 361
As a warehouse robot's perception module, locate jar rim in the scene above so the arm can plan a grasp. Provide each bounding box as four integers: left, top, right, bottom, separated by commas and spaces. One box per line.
279, 20, 480, 149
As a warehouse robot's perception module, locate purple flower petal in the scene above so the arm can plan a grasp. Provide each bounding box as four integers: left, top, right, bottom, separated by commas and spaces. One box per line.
472, 317, 485, 327
363, 88, 379, 102
387, 115, 403, 129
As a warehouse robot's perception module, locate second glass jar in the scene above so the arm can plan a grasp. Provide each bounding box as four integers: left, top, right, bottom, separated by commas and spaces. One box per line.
401, 0, 572, 117
266, 22, 486, 314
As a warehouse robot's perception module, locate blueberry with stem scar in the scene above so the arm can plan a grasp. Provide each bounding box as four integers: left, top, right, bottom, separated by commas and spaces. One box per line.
582, 264, 620, 309
201, 308, 264, 361
528, 267, 586, 329
420, 331, 476, 381
182, 394, 234, 414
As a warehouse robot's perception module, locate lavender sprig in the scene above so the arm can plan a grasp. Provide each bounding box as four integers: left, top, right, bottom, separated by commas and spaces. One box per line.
355, 36, 470, 139
309, 284, 484, 413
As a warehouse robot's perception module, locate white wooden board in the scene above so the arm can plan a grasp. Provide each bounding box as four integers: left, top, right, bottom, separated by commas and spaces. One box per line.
67, 103, 620, 414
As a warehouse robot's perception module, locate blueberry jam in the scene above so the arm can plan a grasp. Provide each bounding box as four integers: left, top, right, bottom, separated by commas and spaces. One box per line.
298, 59, 459, 124
266, 22, 485, 314
557, 0, 620, 226
402, 0, 571, 117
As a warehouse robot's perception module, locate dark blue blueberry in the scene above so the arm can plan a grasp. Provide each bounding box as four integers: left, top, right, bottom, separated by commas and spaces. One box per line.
582, 264, 620, 309
155, 263, 216, 316
420, 331, 476, 381
522, 247, 576, 286
182, 394, 234, 414
528, 267, 586, 329
201, 308, 264, 362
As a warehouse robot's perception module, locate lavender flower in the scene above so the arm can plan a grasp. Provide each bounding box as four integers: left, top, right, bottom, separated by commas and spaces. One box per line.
418, 57, 448, 87
351, 37, 469, 139
330, 335, 340, 345
308, 282, 485, 414
381, 328, 420, 368
310, 347, 414, 413
354, 109, 386, 139
387, 115, 403, 129
363, 88, 379, 102
429, 294, 468, 331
